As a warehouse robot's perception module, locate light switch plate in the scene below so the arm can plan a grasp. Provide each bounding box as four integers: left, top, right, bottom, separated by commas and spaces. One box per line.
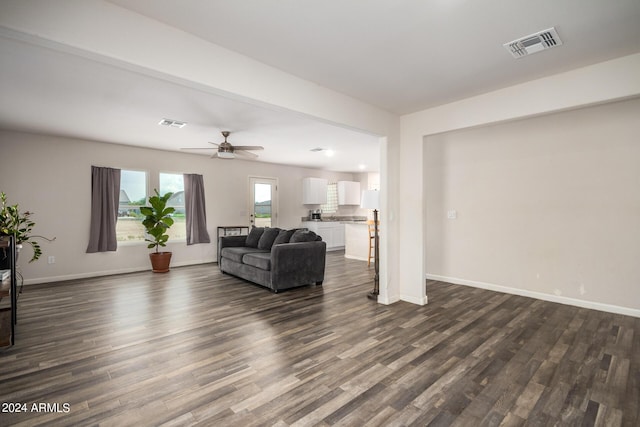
447, 210, 457, 219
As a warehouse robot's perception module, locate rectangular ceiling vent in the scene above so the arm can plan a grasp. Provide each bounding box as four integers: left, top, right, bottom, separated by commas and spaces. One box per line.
158, 118, 187, 128
504, 27, 562, 58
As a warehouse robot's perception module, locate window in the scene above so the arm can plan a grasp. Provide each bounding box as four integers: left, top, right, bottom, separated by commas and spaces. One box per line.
114, 171, 186, 243
117, 170, 147, 242
321, 182, 338, 214
160, 173, 186, 241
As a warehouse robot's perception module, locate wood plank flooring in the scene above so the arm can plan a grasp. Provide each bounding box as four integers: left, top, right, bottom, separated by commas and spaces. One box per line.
0, 252, 638, 426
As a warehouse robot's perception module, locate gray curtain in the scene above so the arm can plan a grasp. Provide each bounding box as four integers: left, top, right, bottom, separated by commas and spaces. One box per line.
86, 166, 121, 253
184, 173, 211, 245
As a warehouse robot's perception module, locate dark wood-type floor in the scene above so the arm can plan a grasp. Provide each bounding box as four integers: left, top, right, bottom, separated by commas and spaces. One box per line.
1, 252, 638, 426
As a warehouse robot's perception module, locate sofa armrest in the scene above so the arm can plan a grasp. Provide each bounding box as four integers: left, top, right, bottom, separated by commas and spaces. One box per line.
270, 241, 327, 290
218, 235, 247, 264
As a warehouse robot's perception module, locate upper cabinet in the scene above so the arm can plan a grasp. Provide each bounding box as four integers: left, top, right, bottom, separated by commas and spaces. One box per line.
337, 181, 361, 205
302, 177, 328, 204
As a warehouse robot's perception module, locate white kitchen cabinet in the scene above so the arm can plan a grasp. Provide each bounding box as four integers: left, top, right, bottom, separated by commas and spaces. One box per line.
302, 177, 328, 204
301, 221, 345, 251
337, 181, 361, 205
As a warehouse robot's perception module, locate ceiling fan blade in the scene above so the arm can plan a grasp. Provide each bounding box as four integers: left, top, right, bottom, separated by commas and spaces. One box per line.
233, 145, 264, 151
181, 141, 219, 150
235, 150, 259, 159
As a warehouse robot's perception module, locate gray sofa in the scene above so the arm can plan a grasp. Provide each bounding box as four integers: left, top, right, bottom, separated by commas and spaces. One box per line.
218, 227, 326, 292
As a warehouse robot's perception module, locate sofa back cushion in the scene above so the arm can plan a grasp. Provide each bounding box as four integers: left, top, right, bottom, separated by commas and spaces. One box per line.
257, 227, 281, 250
273, 229, 296, 245
245, 226, 265, 248
290, 229, 320, 243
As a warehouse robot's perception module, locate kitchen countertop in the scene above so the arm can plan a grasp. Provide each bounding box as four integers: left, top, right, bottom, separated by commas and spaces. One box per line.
301, 216, 367, 224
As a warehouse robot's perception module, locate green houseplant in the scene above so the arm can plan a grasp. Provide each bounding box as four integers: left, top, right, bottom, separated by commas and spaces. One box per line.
141, 189, 175, 273
0, 192, 55, 263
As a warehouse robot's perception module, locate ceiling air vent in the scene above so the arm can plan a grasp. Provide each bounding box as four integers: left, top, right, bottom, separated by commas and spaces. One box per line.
158, 118, 187, 128
504, 27, 562, 58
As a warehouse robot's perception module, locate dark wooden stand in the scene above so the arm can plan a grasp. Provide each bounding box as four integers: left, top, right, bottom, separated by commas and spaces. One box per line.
0, 235, 18, 347
367, 209, 379, 300
217, 226, 250, 239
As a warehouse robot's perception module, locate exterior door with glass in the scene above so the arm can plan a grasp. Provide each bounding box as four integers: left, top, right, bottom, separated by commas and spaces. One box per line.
249, 177, 277, 228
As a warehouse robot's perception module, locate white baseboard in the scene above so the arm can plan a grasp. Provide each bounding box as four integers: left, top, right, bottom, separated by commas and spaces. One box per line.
400, 293, 428, 305
344, 254, 369, 262
426, 274, 640, 318
378, 294, 401, 305
24, 260, 215, 285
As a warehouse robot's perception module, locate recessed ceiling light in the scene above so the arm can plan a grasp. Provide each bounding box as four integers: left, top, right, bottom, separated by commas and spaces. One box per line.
324, 149, 335, 157
358, 164, 366, 170
158, 118, 187, 128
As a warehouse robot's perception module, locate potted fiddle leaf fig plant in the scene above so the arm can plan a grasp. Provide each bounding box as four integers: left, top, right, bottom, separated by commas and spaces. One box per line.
141, 189, 175, 273
0, 192, 56, 265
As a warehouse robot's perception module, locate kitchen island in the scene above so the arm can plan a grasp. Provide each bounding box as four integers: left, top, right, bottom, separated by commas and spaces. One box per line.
344, 221, 371, 262
300, 221, 345, 251
301, 216, 368, 255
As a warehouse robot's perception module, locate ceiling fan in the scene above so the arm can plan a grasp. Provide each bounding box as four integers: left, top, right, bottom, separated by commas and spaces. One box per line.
182, 131, 264, 159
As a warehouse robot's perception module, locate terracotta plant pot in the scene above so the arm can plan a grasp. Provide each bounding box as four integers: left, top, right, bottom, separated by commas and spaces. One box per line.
149, 252, 172, 273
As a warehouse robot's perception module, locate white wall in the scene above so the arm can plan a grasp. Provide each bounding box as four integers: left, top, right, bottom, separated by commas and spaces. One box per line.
425, 98, 640, 315
397, 53, 640, 311
0, 130, 356, 284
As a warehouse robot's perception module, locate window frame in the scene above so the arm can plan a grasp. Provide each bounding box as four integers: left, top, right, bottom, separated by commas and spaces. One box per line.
159, 171, 187, 242
116, 169, 148, 245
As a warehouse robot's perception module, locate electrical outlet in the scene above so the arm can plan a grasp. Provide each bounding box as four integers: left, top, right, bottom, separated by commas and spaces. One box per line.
48, 256, 55, 264
447, 210, 457, 219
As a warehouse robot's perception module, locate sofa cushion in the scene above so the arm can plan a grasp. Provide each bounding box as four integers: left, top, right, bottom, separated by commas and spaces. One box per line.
245, 226, 265, 248
242, 252, 272, 271
257, 227, 281, 250
273, 228, 296, 245
290, 229, 319, 243
221, 246, 269, 263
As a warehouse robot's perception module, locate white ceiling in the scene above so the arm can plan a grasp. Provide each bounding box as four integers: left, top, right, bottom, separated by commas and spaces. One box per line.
1, 0, 639, 172
0, 35, 381, 173
109, 0, 640, 113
